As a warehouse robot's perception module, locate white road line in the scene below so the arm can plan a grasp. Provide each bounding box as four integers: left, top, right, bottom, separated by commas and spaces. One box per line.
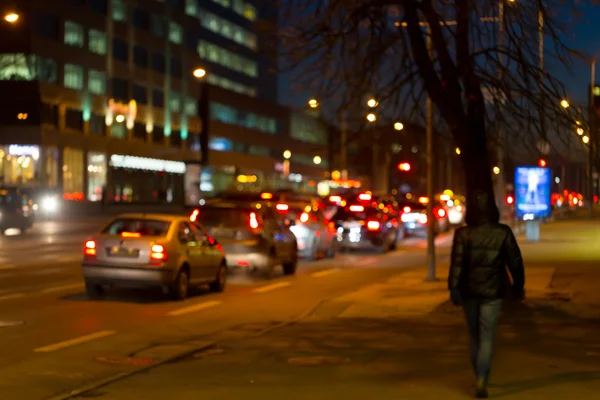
311, 268, 340, 278
34, 330, 116, 353
41, 283, 83, 293
0, 293, 25, 301
167, 300, 222, 316
0, 264, 16, 270
253, 281, 291, 293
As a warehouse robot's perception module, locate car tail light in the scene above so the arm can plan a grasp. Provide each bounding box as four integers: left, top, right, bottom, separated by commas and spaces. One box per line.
299, 212, 309, 223
276, 203, 289, 212
190, 209, 199, 222
403, 206, 411, 213
329, 195, 341, 203
419, 214, 428, 224
249, 212, 260, 230
437, 208, 446, 218
121, 232, 141, 238
358, 193, 372, 201
84, 240, 96, 256
150, 244, 167, 263
261, 192, 273, 199
367, 220, 380, 231
349, 205, 364, 212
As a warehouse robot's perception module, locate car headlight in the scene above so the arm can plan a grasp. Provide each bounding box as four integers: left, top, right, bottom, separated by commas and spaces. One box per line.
42, 196, 58, 211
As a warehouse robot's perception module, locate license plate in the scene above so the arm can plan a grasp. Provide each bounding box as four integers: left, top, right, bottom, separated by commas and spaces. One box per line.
109, 247, 139, 257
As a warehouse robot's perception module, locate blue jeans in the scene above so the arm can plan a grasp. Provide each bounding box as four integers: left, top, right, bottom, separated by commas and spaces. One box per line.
463, 299, 503, 383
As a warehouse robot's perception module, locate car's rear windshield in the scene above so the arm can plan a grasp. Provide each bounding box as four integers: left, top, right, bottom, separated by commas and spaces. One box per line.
333, 207, 379, 221
196, 207, 251, 227
102, 219, 171, 236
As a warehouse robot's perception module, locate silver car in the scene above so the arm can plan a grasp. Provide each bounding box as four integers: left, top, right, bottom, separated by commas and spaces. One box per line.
82, 214, 227, 300
191, 200, 298, 279
277, 200, 337, 260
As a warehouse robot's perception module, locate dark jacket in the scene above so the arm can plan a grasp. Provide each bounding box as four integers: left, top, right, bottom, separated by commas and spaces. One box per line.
448, 191, 525, 299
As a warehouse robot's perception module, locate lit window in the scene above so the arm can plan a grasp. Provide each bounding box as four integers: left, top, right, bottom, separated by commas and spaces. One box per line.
64, 21, 84, 47
64, 63, 84, 89
243, 4, 256, 21
88, 69, 106, 95
197, 40, 257, 77
185, 97, 197, 116
169, 22, 182, 44
112, 0, 126, 21
185, 0, 198, 16
233, 0, 244, 14
89, 29, 107, 55
169, 92, 181, 112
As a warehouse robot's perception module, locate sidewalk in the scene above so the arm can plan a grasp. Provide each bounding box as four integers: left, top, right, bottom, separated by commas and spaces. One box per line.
84, 220, 600, 400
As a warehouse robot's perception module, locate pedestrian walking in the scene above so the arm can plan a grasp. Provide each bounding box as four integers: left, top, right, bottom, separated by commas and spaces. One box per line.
448, 190, 525, 398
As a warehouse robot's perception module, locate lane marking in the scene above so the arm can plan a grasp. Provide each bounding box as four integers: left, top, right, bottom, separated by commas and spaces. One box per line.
253, 281, 291, 293
0, 293, 25, 301
167, 300, 222, 316
311, 268, 340, 278
41, 283, 83, 293
34, 330, 116, 353
0, 264, 16, 270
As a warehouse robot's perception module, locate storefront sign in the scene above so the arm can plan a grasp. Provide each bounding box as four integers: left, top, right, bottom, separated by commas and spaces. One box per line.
9, 145, 39, 160
109, 154, 186, 174
105, 99, 137, 130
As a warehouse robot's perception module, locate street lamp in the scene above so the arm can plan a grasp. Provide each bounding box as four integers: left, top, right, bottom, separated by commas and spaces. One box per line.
577, 127, 584, 136
583, 135, 590, 144
493, 166, 500, 175
3, 13, 18, 23
367, 98, 378, 108
308, 98, 318, 108
313, 155, 322, 165
394, 122, 404, 131
283, 150, 291, 159
366, 113, 376, 122
560, 99, 570, 109
455, 147, 461, 155
193, 68, 206, 78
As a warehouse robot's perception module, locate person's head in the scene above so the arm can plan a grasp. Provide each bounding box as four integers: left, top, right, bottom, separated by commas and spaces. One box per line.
465, 190, 500, 226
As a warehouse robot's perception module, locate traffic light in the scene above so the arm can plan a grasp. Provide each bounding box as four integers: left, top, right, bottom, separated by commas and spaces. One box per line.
398, 162, 411, 171
538, 159, 547, 167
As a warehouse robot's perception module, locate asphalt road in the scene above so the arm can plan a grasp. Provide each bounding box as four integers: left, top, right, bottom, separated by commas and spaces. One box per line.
0, 216, 455, 399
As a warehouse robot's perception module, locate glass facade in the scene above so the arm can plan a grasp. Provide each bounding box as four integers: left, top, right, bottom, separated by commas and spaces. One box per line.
87, 152, 107, 201
211, 103, 278, 134
208, 0, 256, 21
290, 111, 328, 145
200, 10, 257, 50
63, 147, 84, 194
206, 73, 256, 97
0, 54, 57, 82
197, 40, 257, 77
0, 145, 41, 185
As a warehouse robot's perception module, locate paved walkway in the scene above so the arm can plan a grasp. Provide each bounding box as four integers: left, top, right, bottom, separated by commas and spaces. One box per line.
85, 220, 600, 400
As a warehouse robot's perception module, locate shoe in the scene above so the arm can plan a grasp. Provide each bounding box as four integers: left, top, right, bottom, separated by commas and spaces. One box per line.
475, 379, 488, 398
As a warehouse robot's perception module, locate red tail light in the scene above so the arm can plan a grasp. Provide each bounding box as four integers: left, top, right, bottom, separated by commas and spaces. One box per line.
367, 220, 380, 231
329, 195, 341, 203
358, 193, 372, 201
121, 232, 141, 238
84, 240, 96, 256
299, 212, 309, 223
150, 244, 167, 264
276, 203, 289, 212
249, 212, 260, 229
349, 205, 364, 212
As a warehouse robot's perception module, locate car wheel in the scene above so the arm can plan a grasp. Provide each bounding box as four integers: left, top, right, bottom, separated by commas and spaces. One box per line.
85, 282, 104, 299
170, 267, 189, 301
209, 262, 227, 293
282, 246, 298, 275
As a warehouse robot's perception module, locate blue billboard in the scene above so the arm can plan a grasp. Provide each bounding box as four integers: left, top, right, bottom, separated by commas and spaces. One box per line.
514, 166, 552, 219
